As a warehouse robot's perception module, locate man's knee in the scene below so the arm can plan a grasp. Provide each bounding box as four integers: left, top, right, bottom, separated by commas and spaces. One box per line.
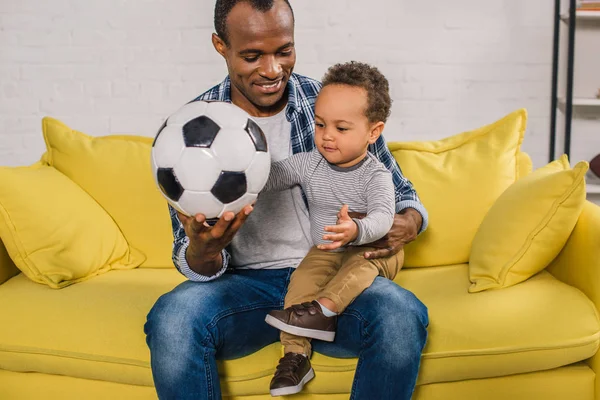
145, 282, 220, 349
355, 278, 429, 343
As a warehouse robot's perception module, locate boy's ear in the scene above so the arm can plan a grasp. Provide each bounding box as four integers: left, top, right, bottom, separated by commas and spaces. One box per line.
368, 122, 385, 144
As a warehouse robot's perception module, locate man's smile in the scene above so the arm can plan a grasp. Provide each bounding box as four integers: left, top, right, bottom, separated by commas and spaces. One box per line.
254, 79, 284, 94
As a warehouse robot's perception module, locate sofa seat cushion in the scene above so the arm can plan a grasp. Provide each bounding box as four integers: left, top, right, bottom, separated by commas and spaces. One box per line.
0, 265, 598, 395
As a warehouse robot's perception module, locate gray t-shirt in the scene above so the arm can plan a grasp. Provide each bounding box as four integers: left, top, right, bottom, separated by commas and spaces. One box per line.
264, 149, 395, 249
229, 109, 313, 269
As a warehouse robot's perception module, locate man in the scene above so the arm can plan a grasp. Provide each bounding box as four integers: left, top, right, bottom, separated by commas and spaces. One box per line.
144, 1, 429, 399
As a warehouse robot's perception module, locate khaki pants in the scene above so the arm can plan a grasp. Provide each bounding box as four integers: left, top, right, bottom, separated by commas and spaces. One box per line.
281, 246, 404, 356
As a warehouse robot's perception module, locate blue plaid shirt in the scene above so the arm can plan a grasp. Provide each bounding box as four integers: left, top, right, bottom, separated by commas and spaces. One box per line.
170, 73, 428, 281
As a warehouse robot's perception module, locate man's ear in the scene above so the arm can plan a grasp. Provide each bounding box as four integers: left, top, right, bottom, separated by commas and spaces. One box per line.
212, 33, 227, 58
368, 121, 385, 144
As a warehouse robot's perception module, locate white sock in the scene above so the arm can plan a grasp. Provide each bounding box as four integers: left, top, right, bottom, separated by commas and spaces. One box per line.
317, 301, 338, 317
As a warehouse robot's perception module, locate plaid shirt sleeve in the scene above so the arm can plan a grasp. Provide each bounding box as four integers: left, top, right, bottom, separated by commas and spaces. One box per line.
169, 205, 230, 282
368, 137, 429, 233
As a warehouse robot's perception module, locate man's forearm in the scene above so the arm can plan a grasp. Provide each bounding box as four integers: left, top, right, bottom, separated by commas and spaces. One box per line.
186, 246, 224, 276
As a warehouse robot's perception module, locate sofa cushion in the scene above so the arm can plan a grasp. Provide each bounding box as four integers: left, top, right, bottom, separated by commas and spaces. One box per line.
469, 155, 589, 292
40, 117, 174, 269
0, 164, 143, 289
0, 264, 597, 395
388, 109, 527, 267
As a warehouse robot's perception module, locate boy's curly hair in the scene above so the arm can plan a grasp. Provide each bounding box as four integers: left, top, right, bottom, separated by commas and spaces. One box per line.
321, 61, 392, 123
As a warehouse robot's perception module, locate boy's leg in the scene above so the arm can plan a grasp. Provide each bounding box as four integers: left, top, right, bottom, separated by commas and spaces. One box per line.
268, 247, 343, 356
319, 247, 404, 313
268, 248, 341, 397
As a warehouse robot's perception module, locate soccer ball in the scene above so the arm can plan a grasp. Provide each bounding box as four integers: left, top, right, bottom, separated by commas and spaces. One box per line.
151, 100, 270, 219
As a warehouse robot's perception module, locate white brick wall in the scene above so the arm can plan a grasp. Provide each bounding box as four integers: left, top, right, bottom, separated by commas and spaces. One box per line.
0, 0, 557, 167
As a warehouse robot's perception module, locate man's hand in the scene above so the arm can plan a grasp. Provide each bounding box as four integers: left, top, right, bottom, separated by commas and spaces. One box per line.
318, 205, 358, 251
177, 205, 253, 275
348, 208, 422, 259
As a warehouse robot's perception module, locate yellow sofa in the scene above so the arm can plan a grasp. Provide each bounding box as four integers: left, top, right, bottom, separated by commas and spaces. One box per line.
1, 110, 599, 400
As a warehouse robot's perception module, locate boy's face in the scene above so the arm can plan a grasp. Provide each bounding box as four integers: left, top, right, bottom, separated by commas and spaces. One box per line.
314, 84, 383, 167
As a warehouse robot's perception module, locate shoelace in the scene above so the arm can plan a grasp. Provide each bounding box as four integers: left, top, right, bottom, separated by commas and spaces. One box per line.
275, 354, 304, 374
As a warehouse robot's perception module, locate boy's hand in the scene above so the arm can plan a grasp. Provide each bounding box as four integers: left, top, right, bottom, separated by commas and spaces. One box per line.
318, 205, 358, 251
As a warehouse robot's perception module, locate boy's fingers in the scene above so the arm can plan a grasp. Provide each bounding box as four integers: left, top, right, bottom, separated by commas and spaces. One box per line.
324, 224, 346, 233
323, 233, 346, 242
339, 204, 349, 218
317, 241, 342, 251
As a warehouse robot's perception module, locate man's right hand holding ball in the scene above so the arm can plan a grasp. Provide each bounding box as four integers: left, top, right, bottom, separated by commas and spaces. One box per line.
177, 204, 253, 276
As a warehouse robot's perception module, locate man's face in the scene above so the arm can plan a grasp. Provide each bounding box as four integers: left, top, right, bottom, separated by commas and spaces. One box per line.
214, 0, 296, 117
314, 84, 381, 168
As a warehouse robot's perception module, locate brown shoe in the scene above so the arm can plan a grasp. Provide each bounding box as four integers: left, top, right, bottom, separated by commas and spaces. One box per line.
270, 352, 315, 397
265, 301, 337, 342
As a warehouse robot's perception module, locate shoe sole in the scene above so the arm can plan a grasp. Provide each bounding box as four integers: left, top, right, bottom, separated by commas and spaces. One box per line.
270, 368, 315, 397
265, 315, 335, 342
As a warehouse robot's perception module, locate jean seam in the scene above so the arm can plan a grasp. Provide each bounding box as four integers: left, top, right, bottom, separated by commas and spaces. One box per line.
279, 267, 295, 305
203, 346, 215, 400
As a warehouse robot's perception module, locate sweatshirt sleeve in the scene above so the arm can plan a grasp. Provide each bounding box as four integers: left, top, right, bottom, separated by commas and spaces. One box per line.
262, 151, 312, 192
352, 169, 396, 246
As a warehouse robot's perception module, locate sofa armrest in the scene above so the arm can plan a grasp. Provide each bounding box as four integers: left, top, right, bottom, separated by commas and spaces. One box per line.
548, 201, 600, 311
547, 201, 600, 398
0, 237, 19, 285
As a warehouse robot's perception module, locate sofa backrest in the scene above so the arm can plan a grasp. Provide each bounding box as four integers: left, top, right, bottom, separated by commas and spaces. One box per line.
8, 110, 528, 273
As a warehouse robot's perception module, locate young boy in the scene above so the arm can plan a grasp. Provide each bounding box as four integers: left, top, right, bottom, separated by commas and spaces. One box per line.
261, 61, 404, 397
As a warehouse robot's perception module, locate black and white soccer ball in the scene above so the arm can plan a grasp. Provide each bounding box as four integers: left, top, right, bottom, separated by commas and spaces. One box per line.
151, 100, 270, 219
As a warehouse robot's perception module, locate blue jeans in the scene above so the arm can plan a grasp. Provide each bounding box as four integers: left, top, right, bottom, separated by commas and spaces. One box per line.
144, 268, 428, 400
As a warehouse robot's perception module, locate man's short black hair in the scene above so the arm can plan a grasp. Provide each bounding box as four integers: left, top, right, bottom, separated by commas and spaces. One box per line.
214, 0, 294, 46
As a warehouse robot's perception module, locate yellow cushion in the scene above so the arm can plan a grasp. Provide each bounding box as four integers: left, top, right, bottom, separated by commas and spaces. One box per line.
469, 155, 589, 292
389, 109, 527, 267
41, 117, 173, 268
517, 151, 533, 178
0, 165, 142, 288
0, 265, 597, 394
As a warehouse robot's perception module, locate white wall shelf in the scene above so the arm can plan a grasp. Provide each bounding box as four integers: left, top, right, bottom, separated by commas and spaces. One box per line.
561, 10, 600, 22
558, 97, 600, 111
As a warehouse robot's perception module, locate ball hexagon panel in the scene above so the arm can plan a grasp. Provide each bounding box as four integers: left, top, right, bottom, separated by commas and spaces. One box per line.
210, 128, 257, 172
152, 124, 187, 168
222, 192, 258, 215
157, 168, 184, 201
174, 148, 222, 192
245, 119, 268, 152
205, 101, 249, 130
245, 151, 271, 193
211, 171, 247, 204
182, 116, 221, 148
167, 101, 209, 126
178, 191, 225, 219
